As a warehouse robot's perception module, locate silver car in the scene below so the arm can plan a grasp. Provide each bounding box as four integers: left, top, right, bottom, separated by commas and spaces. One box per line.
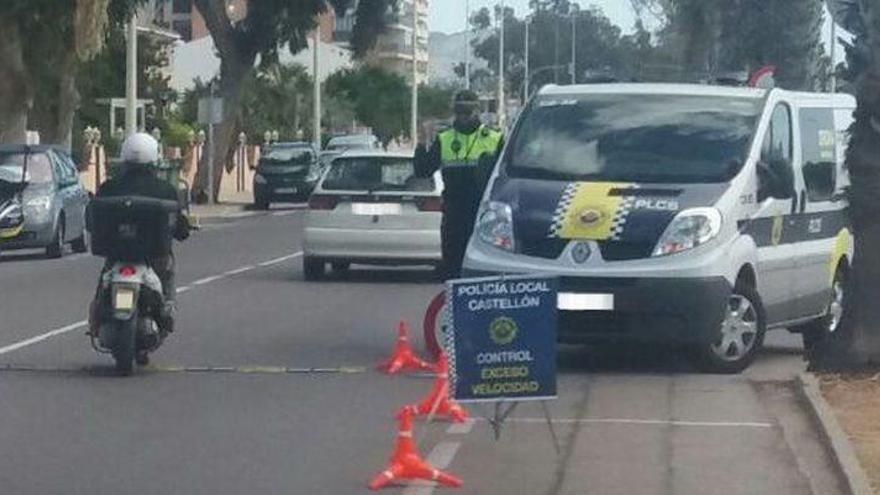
0, 145, 89, 258
303, 151, 443, 280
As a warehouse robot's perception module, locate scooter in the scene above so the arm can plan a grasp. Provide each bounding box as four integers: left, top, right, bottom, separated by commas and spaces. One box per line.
87, 195, 192, 375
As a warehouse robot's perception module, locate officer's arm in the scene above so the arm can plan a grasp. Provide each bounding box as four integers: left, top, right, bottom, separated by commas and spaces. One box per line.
414, 137, 441, 178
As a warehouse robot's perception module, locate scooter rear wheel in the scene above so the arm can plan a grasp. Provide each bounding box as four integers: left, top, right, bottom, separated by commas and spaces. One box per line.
112, 311, 137, 376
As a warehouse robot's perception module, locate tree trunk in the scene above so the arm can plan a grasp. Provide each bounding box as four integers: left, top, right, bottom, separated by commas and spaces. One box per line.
30, 53, 79, 150
808, 31, 880, 370
0, 18, 31, 143
194, 58, 253, 202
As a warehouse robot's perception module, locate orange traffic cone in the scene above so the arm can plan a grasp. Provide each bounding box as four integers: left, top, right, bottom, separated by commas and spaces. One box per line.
410, 355, 468, 423
377, 320, 434, 374
368, 406, 463, 490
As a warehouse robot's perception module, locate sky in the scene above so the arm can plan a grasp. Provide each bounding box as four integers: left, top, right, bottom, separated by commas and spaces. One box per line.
429, 0, 639, 34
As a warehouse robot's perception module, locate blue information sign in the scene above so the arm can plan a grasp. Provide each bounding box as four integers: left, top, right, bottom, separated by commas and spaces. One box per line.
445, 275, 558, 403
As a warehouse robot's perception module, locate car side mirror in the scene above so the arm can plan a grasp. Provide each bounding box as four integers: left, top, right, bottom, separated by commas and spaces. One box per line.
757, 158, 794, 201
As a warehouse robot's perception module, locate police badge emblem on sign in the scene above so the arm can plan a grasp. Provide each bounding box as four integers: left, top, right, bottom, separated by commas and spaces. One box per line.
445, 274, 559, 403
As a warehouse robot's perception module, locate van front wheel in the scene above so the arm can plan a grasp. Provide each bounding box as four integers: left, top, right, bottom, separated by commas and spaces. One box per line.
795, 267, 847, 353
690, 284, 766, 374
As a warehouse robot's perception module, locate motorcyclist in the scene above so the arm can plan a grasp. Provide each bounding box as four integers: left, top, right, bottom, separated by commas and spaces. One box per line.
415, 90, 503, 278
88, 133, 189, 337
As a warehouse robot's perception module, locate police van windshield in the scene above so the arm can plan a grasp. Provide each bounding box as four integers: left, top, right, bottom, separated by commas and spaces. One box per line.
506, 94, 763, 184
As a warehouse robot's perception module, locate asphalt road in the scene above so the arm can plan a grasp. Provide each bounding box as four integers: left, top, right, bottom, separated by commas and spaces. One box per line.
0, 208, 848, 495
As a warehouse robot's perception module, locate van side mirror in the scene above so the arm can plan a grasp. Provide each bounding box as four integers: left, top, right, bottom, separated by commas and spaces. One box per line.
757, 158, 794, 201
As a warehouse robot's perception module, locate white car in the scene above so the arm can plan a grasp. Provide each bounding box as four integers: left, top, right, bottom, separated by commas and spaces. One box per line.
303, 151, 443, 279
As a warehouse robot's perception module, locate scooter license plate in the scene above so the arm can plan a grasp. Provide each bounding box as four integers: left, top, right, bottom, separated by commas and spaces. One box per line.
114, 288, 135, 310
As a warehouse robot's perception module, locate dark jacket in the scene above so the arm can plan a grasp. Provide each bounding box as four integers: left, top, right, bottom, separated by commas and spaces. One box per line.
97, 166, 189, 241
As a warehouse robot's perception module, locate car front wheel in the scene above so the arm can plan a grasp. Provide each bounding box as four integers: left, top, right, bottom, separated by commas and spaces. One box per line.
795, 267, 847, 352
303, 257, 325, 281
46, 219, 65, 259
690, 283, 766, 374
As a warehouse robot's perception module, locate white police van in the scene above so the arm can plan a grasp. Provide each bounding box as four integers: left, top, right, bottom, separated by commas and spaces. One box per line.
463, 83, 855, 373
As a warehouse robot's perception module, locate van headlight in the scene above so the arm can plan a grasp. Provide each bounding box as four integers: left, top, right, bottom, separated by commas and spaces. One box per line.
477, 201, 515, 252
254, 173, 267, 185
653, 207, 722, 257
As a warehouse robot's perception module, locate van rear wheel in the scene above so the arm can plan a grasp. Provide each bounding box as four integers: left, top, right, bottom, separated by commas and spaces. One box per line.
690, 284, 765, 374
795, 267, 847, 353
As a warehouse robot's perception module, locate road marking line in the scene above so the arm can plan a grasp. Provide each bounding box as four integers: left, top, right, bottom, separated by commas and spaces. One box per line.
0, 320, 87, 356
446, 419, 476, 435
0, 364, 369, 375
401, 441, 461, 495
474, 417, 774, 428
224, 265, 256, 276
0, 251, 303, 356
191, 274, 225, 286
257, 251, 303, 267
271, 210, 304, 216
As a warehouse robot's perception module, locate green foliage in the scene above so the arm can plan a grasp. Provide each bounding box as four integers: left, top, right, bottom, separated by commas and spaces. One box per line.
162, 120, 195, 149
240, 63, 314, 143
325, 66, 409, 145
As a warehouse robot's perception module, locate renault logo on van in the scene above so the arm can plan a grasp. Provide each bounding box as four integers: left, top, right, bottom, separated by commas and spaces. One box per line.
571, 241, 592, 264
578, 209, 603, 225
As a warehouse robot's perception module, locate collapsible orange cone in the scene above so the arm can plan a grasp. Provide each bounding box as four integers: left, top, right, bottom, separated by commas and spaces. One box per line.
410, 355, 468, 423
368, 406, 463, 490
377, 320, 434, 374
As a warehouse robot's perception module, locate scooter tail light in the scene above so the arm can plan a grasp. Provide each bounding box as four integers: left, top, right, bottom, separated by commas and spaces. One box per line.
118, 265, 137, 277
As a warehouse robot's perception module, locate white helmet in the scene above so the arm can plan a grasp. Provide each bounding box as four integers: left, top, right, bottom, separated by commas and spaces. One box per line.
120, 132, 160, 165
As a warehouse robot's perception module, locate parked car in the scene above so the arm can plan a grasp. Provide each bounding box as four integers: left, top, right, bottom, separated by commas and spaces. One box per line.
463, 83, 856, 373
0, 144, 89, 258
325, 134, 380, 152
303, 150, 443, 280
253, 142, 322, 209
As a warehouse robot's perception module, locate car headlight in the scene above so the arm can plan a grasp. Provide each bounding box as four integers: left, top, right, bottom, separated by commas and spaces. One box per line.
254, 173, 267, 185
477, 201, 515, 252
653, 207, 722, 257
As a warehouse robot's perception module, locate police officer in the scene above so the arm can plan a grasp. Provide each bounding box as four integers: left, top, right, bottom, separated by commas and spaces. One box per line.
415, 90, 503, 278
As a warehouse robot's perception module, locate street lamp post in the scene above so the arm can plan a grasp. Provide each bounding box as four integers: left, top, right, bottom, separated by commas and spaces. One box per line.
570, 3, 579, 85
465, 0, 471, 90
313, 25, 322, 151
497, 1, 506, 128
125, 11, 138, 136
524, 14, 532, 102
411, 0, 419, 148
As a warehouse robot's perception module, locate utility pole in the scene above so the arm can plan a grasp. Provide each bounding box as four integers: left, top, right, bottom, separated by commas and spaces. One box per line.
570, 4, 579, 84
465, 0, 471, 90
830, 19, 837, 93
207, 82, 215, 204
125, 12, 138, 136
411, 0, 419, 148
524, 15, 530, 101
313, 25, 322, 151
497, 1, 506, 129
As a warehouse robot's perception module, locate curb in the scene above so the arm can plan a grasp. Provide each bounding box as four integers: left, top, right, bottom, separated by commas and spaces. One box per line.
797, 372, 874, 495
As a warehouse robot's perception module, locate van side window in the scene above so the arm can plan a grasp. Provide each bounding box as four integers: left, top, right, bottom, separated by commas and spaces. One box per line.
761, 104, 792, 163
799, 108, 837, 202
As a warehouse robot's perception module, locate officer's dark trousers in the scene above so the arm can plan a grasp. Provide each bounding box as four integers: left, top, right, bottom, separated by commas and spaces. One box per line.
440, 201, 480, 280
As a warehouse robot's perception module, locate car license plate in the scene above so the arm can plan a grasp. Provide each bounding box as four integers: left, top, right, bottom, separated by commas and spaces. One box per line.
351, 203, 402, 215
275, 187, 297, 194
557, 293, 614, 311
114, 288, 136, 311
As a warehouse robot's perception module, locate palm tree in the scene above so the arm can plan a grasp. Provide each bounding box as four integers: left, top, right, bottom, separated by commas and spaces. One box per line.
809, 0, 880, 369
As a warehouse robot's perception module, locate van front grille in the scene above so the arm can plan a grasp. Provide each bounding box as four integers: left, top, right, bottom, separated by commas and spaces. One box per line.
597, 241, 654, 261
518, 237, 569, 260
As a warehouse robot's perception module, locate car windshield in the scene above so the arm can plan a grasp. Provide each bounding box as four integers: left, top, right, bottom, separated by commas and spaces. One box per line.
0, 152, 54, 185
506, 94, 763, 184
321, 157, 433, 192
261, 146, 313, 164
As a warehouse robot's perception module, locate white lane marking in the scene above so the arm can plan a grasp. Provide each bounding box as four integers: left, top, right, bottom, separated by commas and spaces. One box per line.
271, 209, 305, 217
0, 320, 87, 356
191, 275, 225, 286
224, 265, 256, 276
257, 252, 303, 267
0, 251, 302, 356
446, 419, 476, 435
474, 417, 774, 428
401, 441, 461, 495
